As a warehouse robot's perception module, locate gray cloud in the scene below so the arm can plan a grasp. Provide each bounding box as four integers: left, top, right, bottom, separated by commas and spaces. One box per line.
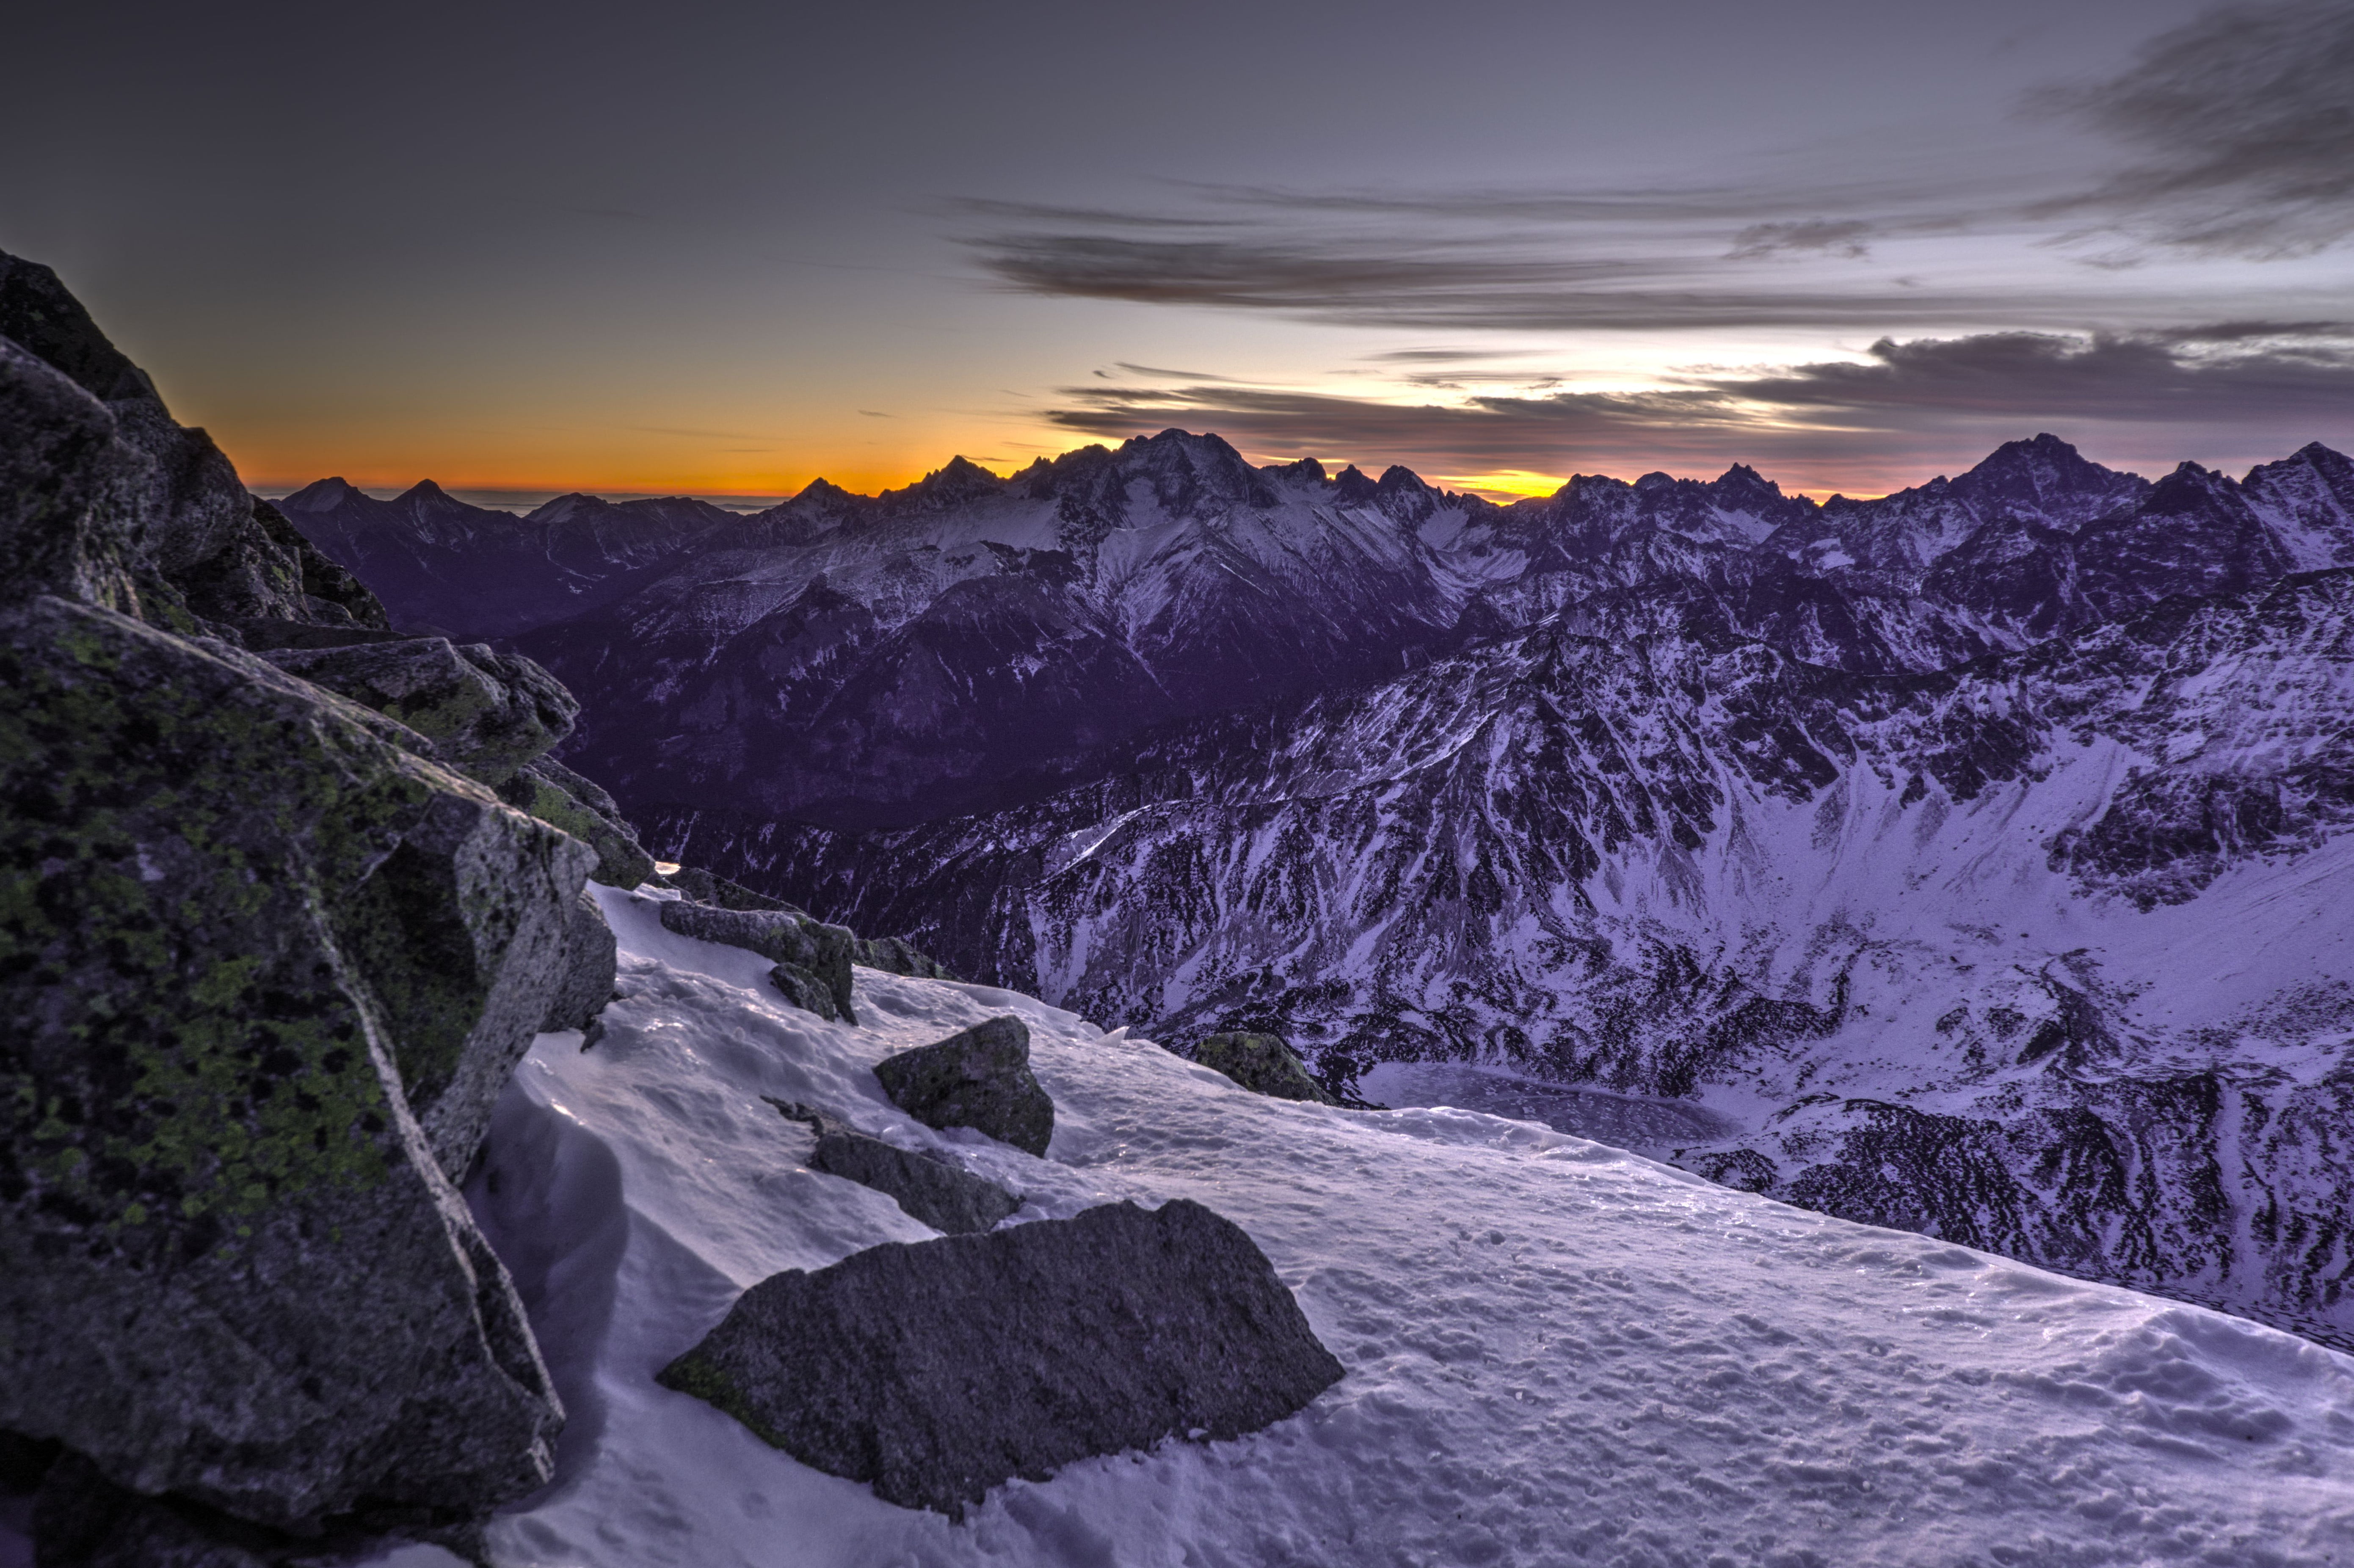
1112, 362, 1256, 382
959, 3, 2353, 341
2028, 1, 2354, 256
1719, 327, 2354, 424
1045, 326, 2354, 487
968, 230, 2138, 332
1727, 219, 1874, 260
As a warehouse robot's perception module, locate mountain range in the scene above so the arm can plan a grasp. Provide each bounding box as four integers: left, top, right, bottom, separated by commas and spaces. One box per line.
284, 428, 2354, 1351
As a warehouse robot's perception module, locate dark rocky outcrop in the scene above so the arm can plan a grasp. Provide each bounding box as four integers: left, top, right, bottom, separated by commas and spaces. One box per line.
853, 934, 959, 981
873, 1017, 1054, 1155
657, 1198, 1343, 1516
260, 636, 578, 788
654, 901, 858, 1022
1193, 1032, 1339, 1104
539, 889, 621, 1050
498, 754, 658, 889
767, 1100, 1020, 1234
0, 585, 575, 1544
0, 249, 618, 1561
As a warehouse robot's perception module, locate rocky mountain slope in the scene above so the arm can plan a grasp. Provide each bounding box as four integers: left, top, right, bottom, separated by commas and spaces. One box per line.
284, 424, 2354, 1354
277, 478, 737, 639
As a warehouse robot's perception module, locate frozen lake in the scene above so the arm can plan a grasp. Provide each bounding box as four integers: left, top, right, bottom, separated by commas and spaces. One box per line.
1358, 1060, 1735, 1153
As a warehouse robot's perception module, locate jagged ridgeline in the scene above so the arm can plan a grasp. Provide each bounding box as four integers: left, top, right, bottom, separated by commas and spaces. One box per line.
285, 397, 2354, 1354
0, 252, 902, 1564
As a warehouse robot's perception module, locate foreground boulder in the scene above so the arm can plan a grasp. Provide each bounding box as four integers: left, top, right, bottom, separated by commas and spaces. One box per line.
0, 248, 603, 1560
655, 900, 858, 1022
874, 1016, 1054, 1155
1193, 1032, 1340, 1104
0, 598, 579, 1533
657, 1198, 1344, 1516
538, 888, 621, 1049
767, 1100, 1021, 1234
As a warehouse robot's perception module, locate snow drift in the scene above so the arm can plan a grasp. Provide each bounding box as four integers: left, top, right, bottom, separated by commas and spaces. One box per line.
350, 887, 2354, 1567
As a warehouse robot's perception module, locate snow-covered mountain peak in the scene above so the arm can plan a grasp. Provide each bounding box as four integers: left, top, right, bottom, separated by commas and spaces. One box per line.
1947, 431, 2148, 527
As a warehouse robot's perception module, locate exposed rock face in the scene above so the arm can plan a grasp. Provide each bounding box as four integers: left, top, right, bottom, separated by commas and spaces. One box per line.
653, 900, 857, 1022
0, 597, 576, 1533
1194, 1032, 1338, 1104
0, 248, 616, 1559
853, 934, 958, 980
873, 1017, 1054, 1155
656, 1199, 1344, 1516
498, 755, 658, 889
538, 889, 621, 1048
260, 636, 578, 788
767, 1100, 1020, 1234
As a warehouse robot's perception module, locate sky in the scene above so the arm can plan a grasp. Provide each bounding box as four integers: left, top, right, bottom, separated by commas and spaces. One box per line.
4, 0, 2351, 501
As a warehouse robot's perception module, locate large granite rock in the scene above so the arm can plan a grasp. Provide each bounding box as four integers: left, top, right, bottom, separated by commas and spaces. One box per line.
767, 1100, 1021, 1234
658, 1199, 1343, 1516
873, 1016, 1054, 1156
1193, 1032, 1339, 1105
655, 900, 858, 1023
0, 596, 582, 1532
853, 934, 959, 981
500, 755, 658, 889
0, 249, 608, 1558
260, 636, 577, 787
538, 889, 620, 1050
0, 254, 368, 640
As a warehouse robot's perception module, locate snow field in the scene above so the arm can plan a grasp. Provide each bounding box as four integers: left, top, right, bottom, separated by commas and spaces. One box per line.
430, 887, 2354, 1568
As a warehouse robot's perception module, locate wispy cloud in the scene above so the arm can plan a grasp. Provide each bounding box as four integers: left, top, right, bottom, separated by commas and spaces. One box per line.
1726, 219, 1876, 260
956, 3, 2353, 339
2026, 0, 2354, 257
1046, 326, 2354, 491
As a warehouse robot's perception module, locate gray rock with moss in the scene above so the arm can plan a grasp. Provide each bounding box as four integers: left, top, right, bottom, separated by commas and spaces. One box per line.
767, 1100, 1020, 1234
0, 597, 582, 1532
0, 248, 611, 1559
261, 636, 577, 787
872, 1016, 1053, 1155
655, 1198, 1344, 1517
500, 755, 657, 888
656, 900, 858, 1023
853, 934, 958, 981
1193, 1032, 1339, 1105
539, 889, 620, 1049
0, 253, 373, 640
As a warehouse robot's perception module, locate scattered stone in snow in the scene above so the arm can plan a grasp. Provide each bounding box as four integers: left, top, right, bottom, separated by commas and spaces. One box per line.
655, 1198, 1344, 1517
874, 1016, 1054, 1154
853, 933, 960, 981
1193, 1031, 1339, 1104
767, 1099, 1020, 1234
654, 900, 857, 1023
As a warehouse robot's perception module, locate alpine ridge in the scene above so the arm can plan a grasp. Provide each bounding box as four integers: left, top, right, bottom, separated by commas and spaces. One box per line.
286, 428, 2354, 1351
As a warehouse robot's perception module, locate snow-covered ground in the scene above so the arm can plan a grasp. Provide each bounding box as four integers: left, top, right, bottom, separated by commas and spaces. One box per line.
376, 886, 2354, 1567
